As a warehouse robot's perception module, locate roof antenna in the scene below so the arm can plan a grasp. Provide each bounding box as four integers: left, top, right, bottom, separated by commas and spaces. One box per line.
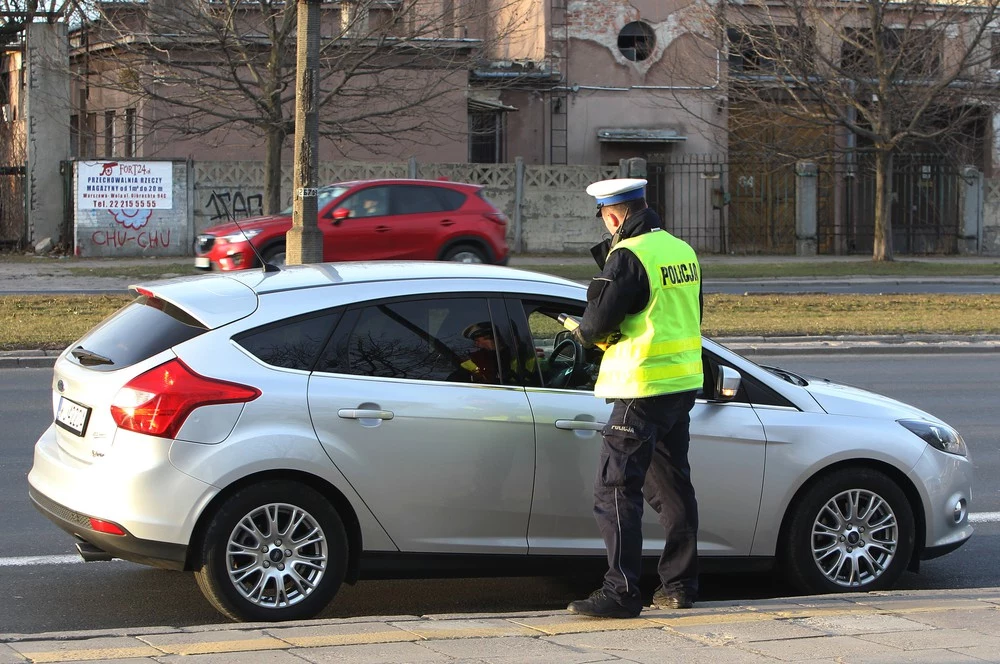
229, 213, 280, 273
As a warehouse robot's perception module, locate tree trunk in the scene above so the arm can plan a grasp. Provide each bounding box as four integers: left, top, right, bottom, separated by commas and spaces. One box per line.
872, 149, 894, 262
263, 126, 286, 215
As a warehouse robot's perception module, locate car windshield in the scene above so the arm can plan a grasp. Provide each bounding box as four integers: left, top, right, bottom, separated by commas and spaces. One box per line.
280, 185, 350, 215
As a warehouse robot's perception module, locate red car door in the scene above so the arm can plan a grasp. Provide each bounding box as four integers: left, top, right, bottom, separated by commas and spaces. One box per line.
321, 185, 396, 261
383, 184, 453, 259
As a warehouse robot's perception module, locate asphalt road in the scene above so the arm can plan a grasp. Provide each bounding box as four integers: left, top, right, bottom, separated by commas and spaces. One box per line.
3, 354, 998, 634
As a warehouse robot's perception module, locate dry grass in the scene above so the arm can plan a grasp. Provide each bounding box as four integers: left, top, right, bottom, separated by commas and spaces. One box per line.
1, 293, 998, 351
702, 294, 1000, 336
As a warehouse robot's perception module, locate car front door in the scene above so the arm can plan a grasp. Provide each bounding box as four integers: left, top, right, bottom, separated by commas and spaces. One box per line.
321, 185, 394, 261
307, 295, 535, 553
509, 297, 768, 558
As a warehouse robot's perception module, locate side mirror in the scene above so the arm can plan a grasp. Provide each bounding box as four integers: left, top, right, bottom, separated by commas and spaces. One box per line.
331, 207, 351, 224
713, 366, 742, 402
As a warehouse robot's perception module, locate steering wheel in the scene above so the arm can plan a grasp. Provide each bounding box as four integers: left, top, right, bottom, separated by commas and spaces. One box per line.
548, 337, 585, 388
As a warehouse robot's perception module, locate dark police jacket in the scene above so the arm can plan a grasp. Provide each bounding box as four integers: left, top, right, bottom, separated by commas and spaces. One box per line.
575, 207, 703, 349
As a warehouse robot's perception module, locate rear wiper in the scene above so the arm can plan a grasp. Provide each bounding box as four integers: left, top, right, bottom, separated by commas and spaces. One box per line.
71, 346, 114, 367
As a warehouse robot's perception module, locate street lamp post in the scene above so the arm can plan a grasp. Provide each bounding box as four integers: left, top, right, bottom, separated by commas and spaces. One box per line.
286, 0, 323, 265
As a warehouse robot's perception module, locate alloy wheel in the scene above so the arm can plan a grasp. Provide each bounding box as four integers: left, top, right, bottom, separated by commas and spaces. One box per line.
811, 488, 898, 587
226, 502, 328, 609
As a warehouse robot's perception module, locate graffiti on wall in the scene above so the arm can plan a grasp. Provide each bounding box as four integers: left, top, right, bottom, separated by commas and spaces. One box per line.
91, 228, 172, 248
205, 190, 264, 222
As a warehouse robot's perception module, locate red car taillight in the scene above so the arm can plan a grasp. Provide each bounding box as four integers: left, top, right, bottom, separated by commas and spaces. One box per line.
111, 358, 261, 439
485, 212, 508, 226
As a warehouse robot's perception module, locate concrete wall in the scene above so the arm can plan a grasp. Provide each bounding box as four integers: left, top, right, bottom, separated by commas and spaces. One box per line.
192, 160, 619, 254
73, 160, 192, 257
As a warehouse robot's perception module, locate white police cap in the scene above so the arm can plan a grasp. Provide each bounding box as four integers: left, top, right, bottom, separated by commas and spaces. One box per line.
586, 178, 647, 216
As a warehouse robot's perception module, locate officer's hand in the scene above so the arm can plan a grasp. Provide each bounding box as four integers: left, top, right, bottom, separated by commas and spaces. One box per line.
570, 327, 595, 350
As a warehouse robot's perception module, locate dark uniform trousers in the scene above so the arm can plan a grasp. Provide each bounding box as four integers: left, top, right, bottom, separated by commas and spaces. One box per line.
595, 390, 699, 608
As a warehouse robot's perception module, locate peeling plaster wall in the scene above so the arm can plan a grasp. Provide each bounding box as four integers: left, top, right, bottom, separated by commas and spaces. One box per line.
513, 0, 725, 164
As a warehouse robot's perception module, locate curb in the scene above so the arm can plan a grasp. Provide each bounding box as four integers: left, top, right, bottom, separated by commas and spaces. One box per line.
2, 588, 999, 663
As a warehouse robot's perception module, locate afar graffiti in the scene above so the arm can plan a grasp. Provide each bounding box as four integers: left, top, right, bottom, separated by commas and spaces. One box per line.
205, 190, 264, 222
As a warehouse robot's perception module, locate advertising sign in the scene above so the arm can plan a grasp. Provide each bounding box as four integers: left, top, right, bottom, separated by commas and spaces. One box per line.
77, 161, 173, 210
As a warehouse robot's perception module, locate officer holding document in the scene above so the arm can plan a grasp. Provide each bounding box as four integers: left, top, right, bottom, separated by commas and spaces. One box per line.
564, 178, 705, 619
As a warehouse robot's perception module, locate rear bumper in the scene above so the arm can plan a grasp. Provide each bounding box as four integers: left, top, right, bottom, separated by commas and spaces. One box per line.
29, 486, 188, 570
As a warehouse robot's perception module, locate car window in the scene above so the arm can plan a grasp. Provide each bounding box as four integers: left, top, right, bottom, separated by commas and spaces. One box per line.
436, 187, 466, 211
68, 296, 207, 372
338, 186, 390, 218
521, 301, 603, 391
234, 312, 340, 371
391, 185, 448, 214
282, 185, 350, 215
320, 297, 515, 385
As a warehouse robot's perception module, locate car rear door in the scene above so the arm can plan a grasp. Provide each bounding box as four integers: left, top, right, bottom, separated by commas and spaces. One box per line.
507, 296, 768, 558
307, 294, 535, 554
382, 184, 452, 259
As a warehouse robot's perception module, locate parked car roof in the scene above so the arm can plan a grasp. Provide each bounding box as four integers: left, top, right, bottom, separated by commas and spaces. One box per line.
138, 261, 579, 297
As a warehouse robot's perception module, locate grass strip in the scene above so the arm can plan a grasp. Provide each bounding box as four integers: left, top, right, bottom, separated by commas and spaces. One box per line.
2, 293, 997, 351
1, 258, 995, 282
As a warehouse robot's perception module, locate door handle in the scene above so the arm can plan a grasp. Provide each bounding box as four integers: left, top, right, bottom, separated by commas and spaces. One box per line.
555, 420, 605, 431
338, 409, 394, 420
374, 225, 390, 233
440, 219, 455, 226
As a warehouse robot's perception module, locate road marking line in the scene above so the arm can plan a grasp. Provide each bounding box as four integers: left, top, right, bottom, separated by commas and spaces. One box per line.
1, 511, 997, 569
0, 554, 87, 567
969, 511, 1000, 524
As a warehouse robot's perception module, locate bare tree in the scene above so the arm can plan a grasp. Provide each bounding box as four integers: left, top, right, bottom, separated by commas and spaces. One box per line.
668, 0, 1000, 260
72, 0, 527, 214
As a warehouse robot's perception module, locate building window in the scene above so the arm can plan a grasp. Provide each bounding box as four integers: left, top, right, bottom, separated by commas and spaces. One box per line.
618, 21, 655, 62
104, 110, 115, 157
841, 28, 941, 79
70, 114, 79, 159
82, 112, 97, 159
728, 26, 813, 74
991, 32, 1000, 69
124, 107, 136, 158
469, 111, 505, 163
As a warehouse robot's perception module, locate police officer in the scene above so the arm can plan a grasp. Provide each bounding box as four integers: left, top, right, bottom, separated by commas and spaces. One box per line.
566, 178, 703, 619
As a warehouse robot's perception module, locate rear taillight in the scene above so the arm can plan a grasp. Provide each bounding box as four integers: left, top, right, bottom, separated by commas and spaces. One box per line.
485, 212, 507, 226
111, 358, 261, 439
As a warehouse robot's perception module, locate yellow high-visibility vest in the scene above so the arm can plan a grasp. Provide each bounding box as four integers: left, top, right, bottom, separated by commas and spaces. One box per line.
594, 229, 703, 399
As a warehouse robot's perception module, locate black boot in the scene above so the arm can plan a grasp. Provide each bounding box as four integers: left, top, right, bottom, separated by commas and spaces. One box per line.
567, 589, 641, 618
651, 585, 694, 609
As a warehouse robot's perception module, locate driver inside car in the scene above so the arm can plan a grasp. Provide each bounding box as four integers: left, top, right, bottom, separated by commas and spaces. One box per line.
451, 322, 510, 384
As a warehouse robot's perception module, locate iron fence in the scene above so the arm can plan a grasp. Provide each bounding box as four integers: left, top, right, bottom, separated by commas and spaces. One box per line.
647, 153, 963, 255
0, 165, 25, 249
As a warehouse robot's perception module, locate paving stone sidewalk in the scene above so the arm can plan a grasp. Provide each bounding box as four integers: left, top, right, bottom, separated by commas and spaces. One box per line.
2, 588, 999, 663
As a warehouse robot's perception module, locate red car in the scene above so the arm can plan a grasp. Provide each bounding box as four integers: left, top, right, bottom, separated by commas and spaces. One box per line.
194, 179, 510, 270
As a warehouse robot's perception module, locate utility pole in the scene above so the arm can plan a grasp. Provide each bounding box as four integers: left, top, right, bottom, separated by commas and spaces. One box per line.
286, 0, 323, 265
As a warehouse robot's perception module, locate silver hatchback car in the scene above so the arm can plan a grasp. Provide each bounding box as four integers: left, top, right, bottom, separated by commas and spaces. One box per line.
28, 262, 973, 622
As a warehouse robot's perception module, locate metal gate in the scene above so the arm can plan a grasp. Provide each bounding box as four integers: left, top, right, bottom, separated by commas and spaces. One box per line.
647, 153, 961, 255
824, 154, 962, 254
0, 165, 25, 249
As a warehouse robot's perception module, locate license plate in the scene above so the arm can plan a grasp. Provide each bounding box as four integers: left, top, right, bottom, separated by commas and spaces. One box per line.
194, 256, 211, 268
56, 397, 91, 437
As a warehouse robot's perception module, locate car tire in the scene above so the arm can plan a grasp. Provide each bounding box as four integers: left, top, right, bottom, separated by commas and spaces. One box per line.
443, 244, 488, 263
783, 467, 915, 595
194, 480, 348, 622
262, 244, 287, 267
